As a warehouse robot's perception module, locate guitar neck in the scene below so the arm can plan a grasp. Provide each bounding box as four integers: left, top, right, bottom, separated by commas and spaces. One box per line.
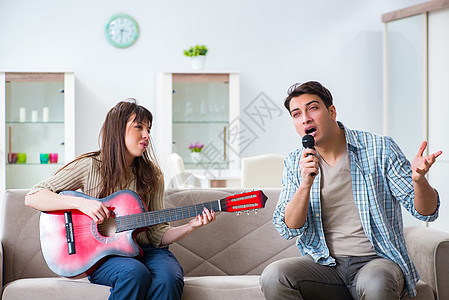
115, 199, 222, 232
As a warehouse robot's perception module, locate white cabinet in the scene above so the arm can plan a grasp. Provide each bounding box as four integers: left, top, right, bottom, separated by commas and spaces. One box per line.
155, 71, 240, 179
428, 8, 449, 157
0, 72, 75, 193
383, 2, 449, 231
428, 7, 449, 232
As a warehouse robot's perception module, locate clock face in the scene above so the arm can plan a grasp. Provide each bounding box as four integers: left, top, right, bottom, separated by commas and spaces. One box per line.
105, 14, 139, 48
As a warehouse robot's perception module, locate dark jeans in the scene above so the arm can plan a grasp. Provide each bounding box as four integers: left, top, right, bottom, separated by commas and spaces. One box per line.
88, 244, 184, 300
260, 255, 405, 300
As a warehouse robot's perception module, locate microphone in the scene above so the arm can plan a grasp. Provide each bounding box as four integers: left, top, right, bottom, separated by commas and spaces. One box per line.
302, 134, 316, 176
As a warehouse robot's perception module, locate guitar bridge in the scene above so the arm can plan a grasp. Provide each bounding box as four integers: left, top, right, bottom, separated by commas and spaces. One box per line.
64, 211, 76, 255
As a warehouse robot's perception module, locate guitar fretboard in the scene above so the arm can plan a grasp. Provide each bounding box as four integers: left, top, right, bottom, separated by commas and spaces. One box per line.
115, 200, 221, 232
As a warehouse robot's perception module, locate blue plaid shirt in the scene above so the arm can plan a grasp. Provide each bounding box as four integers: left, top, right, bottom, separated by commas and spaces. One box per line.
273, 122, 439, 297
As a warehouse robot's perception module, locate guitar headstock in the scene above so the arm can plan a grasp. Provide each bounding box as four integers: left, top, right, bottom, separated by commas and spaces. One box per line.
220, 190, 268, 213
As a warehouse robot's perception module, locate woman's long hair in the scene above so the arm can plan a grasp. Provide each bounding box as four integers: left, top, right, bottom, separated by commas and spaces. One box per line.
61, 99, 161, 201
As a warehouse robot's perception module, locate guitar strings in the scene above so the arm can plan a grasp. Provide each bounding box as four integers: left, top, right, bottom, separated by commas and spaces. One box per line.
66, 200, 221, 236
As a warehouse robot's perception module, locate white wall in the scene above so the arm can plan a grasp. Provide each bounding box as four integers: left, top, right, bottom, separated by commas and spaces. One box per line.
0, 0, 425, 159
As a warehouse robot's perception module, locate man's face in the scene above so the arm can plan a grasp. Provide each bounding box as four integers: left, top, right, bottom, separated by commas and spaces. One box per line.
289, 94, 336, 147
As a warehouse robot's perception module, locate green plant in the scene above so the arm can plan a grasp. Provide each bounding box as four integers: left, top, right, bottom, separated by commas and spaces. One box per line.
183, 45, 208, 57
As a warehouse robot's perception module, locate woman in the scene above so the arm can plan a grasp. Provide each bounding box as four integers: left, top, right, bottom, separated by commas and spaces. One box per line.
25, 100, 216, 299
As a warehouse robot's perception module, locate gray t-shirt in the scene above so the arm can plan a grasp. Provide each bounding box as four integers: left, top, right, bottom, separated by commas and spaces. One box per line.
318, 149, 375, 257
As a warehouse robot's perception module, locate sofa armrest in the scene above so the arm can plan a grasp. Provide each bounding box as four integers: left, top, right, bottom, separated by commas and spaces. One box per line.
404, 226, 449, 300
0, 239, 3, 297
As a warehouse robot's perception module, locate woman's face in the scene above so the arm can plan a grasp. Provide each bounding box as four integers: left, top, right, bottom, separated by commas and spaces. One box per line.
124, 114, 150, 165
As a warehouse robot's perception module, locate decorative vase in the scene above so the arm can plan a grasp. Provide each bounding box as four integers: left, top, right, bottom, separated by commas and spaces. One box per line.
191, 152, 202, 163
17, 153, 27, 164
191, 56, 206, 70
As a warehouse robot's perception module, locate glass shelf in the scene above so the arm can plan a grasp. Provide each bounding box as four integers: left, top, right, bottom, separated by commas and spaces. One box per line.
6, 163, 64, 166
185, 161, 229, 170
6, 121, 64, 124
173, 120, 228, 124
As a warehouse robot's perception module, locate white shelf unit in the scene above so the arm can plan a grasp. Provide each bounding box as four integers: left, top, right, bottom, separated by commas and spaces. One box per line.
155, 71, 240, 178
0, 72, 75, 194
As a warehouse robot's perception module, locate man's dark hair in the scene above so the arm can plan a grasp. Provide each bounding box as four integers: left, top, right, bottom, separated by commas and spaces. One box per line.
284, 81, 333, 112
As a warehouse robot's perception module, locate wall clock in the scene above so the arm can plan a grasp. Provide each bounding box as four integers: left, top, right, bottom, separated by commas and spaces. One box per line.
105, 14, 139, 48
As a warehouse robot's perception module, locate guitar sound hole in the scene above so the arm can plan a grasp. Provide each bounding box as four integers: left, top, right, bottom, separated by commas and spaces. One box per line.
97, 218, 117, 237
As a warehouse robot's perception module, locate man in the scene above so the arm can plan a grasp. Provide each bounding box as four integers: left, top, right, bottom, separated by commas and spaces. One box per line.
260, 81, 441, 299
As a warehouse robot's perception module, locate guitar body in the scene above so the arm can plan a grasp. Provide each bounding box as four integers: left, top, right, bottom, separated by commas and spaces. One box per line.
40, 190, 146, 277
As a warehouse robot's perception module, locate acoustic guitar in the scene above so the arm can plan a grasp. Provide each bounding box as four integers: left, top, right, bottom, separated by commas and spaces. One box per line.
40, 189, 267, 277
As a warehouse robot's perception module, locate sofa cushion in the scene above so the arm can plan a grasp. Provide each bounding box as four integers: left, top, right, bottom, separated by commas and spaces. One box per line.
1, 190, 57, 285
183, 276, 264, 300
2, 278, 109, 300
165, 188, 297, 276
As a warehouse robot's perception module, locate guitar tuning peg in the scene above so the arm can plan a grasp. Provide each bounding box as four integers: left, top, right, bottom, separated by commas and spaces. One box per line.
254, 209, 259, 214
246, 211, 250, 215
236, 212, 242, 216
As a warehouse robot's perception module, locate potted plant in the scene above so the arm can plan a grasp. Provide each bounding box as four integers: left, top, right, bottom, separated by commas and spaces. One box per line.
183, 45, 208, 70
188, 142, 204, 163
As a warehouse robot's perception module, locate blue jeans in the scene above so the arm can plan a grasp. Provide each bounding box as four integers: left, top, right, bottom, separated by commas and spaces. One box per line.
88, 244, 184, 300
